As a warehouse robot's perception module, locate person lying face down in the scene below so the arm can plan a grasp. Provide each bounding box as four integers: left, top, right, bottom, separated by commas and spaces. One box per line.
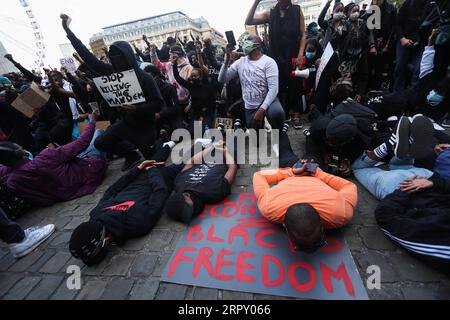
253, 132, 358, 254
165, 140, 238, 225
69, 143, 177, 267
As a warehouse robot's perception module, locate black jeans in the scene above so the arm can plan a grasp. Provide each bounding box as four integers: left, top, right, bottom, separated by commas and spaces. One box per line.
0, 208, 24, 244
94, 120, 156, 160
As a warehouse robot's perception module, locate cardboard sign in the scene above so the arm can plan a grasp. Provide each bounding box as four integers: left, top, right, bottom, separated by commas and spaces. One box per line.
60, 57, 77, 75
93, 70, 146, 107
11, 82, 50, 118
215, 117, 234, 130
315, 43, 334, 90
162, 193, 368, 300
78, 121, 110, 134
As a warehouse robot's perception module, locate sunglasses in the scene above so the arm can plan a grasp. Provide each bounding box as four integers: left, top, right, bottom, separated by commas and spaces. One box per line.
284, 224, 328, 254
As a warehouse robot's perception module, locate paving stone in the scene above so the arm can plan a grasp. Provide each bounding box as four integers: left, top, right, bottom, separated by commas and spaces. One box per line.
192, 287, 219, 300
389, 252, 445, 282
64, 216, 88, 231
54, 216, 73, 230
358, 226, 397, 251
3, 276, 41, 300
40, 252, 72, 274
401, 286, 439, 300
129, 279, 160, 300
130, 255, 158, 277
82, 246, 121, 276
76, 279, 107, 300
48, 232, 72, 247
366, 284, 404, 300
147, 229, 175, 252
222, 290, 253, 300
100, 278, 134, 300
26, 275, 64, 300
9, 249, 45, 272
102, 255, 135, 276
152, 254, 172, 277
28, 250, 56, 272
0, 273, 24, 298
0, 248, 8, 261
121, 237, 147, 251
156, 283, 188, 300
50, 280, 80, 300
436, 286, 450, 300
355, 251, 398, 283
0, 253, 17, 271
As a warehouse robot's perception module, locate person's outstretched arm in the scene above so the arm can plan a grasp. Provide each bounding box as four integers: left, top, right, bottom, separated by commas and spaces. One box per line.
318, 0, 332, 30
245, 0, 269, 25
172, 62, 193, 90
61, 14, 113, 75
4, 54, 42, 83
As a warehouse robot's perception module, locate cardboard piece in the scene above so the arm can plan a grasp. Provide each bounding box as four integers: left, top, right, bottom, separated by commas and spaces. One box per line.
215, 117, 234, 130
162, 193, 368, 300
93, 70, 146, 107
60, 57, 78, 75
11, 82, 50, 118
315, 43, 334, 90
78, 121, 110, 134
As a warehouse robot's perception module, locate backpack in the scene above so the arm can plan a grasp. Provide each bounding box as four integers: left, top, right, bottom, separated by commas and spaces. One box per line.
0, 176, 33, 220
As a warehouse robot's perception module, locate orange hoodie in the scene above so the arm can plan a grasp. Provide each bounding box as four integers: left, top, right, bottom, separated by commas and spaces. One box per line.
253, 168, 357, 229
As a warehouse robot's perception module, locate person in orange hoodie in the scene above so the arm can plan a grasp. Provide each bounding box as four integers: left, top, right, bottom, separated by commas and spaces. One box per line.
253, 127, 358, 253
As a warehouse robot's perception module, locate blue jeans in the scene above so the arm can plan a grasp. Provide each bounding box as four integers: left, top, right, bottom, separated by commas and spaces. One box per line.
78, 129, 107, 161
393, 42, 423, 92
353, 153, 433, 200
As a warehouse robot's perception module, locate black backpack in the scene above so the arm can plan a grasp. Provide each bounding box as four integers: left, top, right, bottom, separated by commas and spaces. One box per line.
0, 176, 33, 220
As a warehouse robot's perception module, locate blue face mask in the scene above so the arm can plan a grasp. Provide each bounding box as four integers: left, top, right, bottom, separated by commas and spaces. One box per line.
25, 151, 34, 160
311, 26, 319, 34
306, 52, 317, 60
427, 90, 445, 106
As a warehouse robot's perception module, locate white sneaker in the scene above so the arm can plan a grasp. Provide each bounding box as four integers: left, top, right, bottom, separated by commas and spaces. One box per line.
9, 224, 55, 259
264, 118, 272, 133
194, 138, 213, 149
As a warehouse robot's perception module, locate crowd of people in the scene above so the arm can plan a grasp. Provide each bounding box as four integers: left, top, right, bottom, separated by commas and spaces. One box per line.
1, 0, 450, 269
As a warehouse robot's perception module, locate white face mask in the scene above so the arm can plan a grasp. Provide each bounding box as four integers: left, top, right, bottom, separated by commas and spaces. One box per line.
350, 12, 360, 21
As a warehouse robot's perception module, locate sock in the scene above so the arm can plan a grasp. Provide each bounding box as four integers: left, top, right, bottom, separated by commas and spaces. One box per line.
374, 143, 389, 159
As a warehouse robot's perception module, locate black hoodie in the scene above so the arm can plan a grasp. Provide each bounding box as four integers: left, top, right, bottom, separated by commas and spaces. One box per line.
66, 30, 165, 127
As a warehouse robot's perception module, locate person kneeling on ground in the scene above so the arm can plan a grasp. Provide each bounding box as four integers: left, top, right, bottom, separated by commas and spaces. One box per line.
253, 130, 358, 253
69, 142, 178, 266
0, 114, 107, 207
0, 207, 55, 259
165, 140, 238, 225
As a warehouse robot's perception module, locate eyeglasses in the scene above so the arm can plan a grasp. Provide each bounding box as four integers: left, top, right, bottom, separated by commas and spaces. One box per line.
284, 224, 328, 254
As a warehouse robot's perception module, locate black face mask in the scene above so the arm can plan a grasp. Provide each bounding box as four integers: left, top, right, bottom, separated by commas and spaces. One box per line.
109, 53, 128, 72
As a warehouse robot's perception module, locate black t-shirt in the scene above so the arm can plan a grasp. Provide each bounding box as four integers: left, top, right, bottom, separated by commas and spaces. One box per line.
174, 164, 231, 203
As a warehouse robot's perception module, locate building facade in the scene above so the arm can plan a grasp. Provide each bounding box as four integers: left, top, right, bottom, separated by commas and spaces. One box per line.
89, 11, 227, 58
0, 41, 18, 75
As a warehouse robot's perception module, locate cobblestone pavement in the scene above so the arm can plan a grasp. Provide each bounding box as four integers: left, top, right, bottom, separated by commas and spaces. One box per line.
1, 125, 450, 300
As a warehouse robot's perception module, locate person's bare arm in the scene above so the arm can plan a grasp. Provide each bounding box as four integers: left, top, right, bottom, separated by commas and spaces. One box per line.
296, 8, 307, 67
245, 0, 270, 25
222, 146, 238, 185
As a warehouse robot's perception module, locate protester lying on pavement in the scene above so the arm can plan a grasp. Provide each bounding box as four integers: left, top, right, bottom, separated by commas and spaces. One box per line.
253, 129, 357, 253
69, 144, 178, 267
0, 114, 107, 207
0, 207, 55, 259
165, 140, 238, 225
375, 162, 450, 263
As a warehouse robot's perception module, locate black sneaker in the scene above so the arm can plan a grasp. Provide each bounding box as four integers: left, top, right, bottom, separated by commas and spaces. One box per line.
234, 119, 242, 130
410, 115, 434, 159
441, 118, 450, 128
293, 118, 303, 130
121, 151, 142, 172
393, 116, 411, 159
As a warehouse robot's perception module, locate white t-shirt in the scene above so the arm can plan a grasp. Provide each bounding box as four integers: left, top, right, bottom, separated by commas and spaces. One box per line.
219, 55, 279, 110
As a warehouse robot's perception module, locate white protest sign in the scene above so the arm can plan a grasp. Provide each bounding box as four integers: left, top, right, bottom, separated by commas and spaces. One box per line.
60, 57, 77, 75
93, 70, 146, 107
315, 43, 334, 90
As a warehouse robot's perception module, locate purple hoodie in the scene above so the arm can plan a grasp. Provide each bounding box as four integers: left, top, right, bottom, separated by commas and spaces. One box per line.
0, 123, 107, 206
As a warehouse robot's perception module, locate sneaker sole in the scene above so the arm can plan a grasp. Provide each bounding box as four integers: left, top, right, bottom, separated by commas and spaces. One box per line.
394, 117, 411, 159
410, 116, 434, 159
13, 225, 56, 259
